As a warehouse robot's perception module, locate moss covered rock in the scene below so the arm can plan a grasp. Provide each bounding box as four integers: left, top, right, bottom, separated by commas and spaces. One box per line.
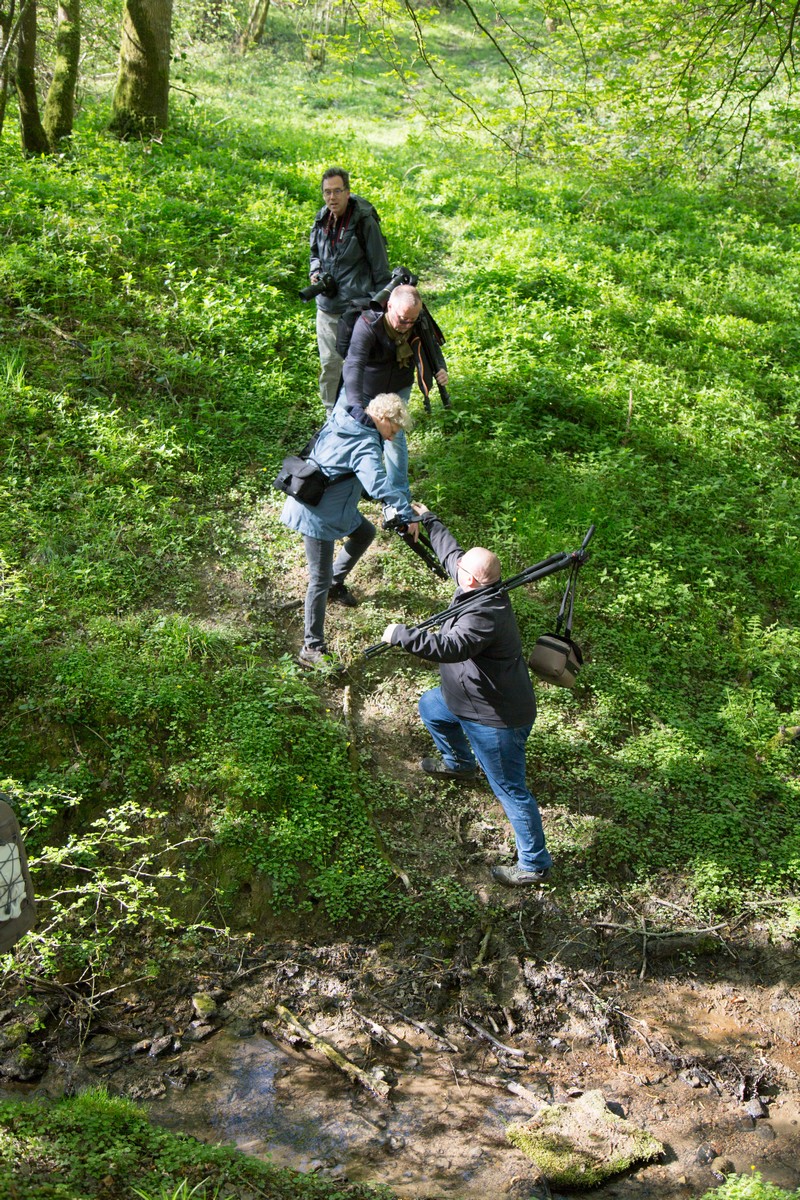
506, 1088, 664, 1188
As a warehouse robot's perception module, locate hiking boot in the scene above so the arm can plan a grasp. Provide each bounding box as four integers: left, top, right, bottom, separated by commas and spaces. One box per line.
421, 756, 477, 780
328, 581, 359, 608
491, 863, 551, 887
299, 645, 329, 667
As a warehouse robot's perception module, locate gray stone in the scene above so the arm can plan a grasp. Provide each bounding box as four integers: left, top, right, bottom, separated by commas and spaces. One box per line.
744, 1096, 768, 1119
183, 1022, 216, 1043
148, 1035, 174, 1058
88, 1034, 119, 1053
0, 1046, 46, 1082
695, 1142, 717, 1164
755, 1123, 776, 1142
711, 1157, 735, 1180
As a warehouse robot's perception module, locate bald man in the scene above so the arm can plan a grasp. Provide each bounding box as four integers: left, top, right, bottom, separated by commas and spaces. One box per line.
382, 504, 553, 886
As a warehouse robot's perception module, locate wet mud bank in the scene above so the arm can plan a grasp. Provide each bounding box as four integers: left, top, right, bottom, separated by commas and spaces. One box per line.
3, 922, 800, 1199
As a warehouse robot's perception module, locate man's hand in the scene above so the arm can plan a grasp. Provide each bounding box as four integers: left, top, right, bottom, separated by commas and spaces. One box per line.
406, 521, 420, 543
435, 368, 449, 386
382, 624, 401, 644
410, 502, 430, 517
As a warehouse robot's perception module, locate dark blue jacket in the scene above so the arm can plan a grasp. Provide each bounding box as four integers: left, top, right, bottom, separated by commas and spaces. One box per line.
342, 310, 418, 407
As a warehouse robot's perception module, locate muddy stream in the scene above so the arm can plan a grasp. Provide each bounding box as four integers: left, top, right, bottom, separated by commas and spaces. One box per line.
6, 928, 800, 1200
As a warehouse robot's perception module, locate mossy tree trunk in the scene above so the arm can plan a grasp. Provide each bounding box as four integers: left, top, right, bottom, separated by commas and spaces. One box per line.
0, 1, 11, 141
42, 0, 80, 147
109, 0, 173, 137
15, 0, 49, 154
238, 0, 270, 52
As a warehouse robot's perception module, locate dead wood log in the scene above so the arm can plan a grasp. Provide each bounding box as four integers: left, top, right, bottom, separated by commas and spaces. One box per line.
275, 1005, 392, 1102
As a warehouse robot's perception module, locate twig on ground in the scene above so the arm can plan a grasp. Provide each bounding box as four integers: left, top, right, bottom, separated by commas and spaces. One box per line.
462, 1016, 526, 1057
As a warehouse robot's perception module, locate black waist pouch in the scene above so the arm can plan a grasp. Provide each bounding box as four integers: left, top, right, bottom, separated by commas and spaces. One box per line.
274, 455, 327, 506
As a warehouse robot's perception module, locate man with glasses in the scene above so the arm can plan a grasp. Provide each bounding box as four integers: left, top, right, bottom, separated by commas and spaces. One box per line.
340, 284, 448, 498
380, 503, 553, 887
309, 167, 392, 413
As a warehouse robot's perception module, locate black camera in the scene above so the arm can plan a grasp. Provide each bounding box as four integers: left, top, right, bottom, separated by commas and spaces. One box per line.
371, 266, 418, 307
299, 272, 338, 303
382, 505, 408, 533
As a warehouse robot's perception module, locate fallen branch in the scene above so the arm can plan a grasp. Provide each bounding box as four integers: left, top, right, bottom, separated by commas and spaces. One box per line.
368, 993, 460, 1052
352, 1008, 405, 1049
462, 1016, 526, 1058
275, 1004, 392, 1102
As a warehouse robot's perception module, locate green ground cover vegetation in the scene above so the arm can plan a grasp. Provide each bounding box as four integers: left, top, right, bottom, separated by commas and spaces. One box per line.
1, 6, 799, 1196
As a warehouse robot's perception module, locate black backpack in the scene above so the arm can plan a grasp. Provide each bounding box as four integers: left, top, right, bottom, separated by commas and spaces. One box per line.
335, 304, 383, 360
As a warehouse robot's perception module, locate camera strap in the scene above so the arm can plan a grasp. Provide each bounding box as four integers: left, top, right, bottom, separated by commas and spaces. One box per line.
555, 561, 579, 640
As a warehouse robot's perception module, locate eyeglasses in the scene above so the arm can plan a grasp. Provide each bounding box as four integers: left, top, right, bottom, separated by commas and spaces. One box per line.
322, 187, 347, 198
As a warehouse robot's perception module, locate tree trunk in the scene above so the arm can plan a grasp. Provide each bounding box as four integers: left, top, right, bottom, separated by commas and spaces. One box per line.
42, 0, 80, 147
110, 0, 173, 137
238, 0, 270, 53
16, 0, 49, 154
0, 0, 12, 140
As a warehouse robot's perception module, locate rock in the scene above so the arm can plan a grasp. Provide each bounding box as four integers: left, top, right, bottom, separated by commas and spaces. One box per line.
386, 1135, 406, 1153
755, 1123, 776, 1142
711, 1157, 735, 1180
183, 1022, 216, 1043
148, 1035, 174, 1058
88, 1035, 119, 1053
744, 1096, 768, 1119
132, 1039, 152, 1054
88, 1049, 127, 1067
371, 1065, 398, 1087
506, 1090, 664, 1187
0, 1046, 46, 1082
191, 992, 218, 1020
0, 1021, 29, 1050
226, 1018, 255, 1038
681, 1072, 703, 1089
695, 1142, 717, 1164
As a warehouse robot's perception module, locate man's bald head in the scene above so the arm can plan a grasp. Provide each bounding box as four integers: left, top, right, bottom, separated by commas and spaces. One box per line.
459, 547, 502, 587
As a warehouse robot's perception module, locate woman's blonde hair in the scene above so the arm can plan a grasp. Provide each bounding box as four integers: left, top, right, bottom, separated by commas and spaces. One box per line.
366, 393, 414, 431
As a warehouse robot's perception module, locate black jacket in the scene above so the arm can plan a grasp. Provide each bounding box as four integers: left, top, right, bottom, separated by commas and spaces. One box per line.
342, 309, 418, 406
388, 515, 537, 729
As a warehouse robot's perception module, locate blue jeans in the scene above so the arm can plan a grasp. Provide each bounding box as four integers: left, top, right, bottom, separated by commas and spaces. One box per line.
336, 385, 411, 502
302, 516, 374, 649
418, 687, 552, 874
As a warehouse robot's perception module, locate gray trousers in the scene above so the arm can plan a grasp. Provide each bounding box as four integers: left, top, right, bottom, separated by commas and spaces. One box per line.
302, 516, 375, 649
316, 308, 343, 413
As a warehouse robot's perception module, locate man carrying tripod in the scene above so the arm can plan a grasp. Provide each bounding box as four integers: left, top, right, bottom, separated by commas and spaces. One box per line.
381, 503, 553, 886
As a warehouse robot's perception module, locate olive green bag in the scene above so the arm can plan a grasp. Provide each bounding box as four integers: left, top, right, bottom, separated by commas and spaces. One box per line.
528, 563, 584, 688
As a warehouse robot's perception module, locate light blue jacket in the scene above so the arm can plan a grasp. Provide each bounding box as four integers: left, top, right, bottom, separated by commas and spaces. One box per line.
281, 406, 415, 540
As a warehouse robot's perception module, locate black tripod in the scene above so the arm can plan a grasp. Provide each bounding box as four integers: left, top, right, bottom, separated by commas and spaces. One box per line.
383, 507, 447, 580
363, 525, 595, 659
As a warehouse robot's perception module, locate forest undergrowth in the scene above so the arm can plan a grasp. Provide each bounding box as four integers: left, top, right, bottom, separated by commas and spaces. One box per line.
1, 14, 799, 1199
